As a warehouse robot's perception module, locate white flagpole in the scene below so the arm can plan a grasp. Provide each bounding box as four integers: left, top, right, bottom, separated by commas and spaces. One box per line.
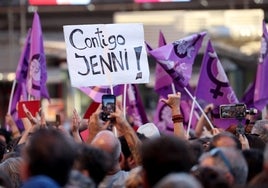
186, 97, 196, 138
8, 79, 17, 114
171, 83, 176, 94
110, 85, 114, 95
183, 87, 214, 129
123, 84, 127, 119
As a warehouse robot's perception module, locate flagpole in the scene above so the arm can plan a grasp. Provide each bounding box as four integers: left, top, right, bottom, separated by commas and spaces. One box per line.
183, 87, 214, 129
123, 84, 127, 119
110, 85, 114, 95
8, 79, 17, 114
171, 83, 176, 94
186, 97, 195, 138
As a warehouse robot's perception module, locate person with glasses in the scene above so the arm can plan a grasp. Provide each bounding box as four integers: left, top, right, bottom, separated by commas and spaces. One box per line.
198, 147, 248, 186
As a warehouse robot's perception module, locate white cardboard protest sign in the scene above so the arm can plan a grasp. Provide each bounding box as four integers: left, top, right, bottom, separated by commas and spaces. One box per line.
63, 23, 150, 87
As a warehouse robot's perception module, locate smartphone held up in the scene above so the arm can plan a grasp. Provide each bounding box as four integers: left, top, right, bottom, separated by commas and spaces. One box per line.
101, 94, 116, 121
219, 103, 257, 119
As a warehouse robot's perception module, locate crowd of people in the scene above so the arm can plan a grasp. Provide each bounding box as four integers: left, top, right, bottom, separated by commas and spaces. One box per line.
1, 92, 268, 188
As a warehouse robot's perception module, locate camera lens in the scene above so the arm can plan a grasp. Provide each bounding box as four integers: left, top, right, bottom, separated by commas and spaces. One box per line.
246, 108, 258, 115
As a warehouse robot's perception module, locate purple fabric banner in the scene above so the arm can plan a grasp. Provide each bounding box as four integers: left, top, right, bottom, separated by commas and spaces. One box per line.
150, 32, 206, 88
11, 29, 31, 131
10, 83, 27, 131
153, 99, 173, 135
240, 82, 255, 109
16, 29, 31, 84
125, 84, 148, 127
153, 99, 199, 135
154, 31, 174, 98
195, 40, 239, 130
180, 100, 199, 130
79, 85, 124, 103
254, 20, 268, 111
26, 12, 49, 100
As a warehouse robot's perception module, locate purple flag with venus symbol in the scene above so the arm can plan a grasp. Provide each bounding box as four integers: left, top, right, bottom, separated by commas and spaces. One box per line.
195, 40, 239, 130
254, 20, 268, 111
149, 32, 206, 90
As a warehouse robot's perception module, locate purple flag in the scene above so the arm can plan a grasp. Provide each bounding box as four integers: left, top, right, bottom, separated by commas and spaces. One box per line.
150, 32, 206, 89
16, 29, 31, 83
240, 82, 255, 109
180, 100, 199, 130
9, 30, 31, 131
79, 85, 124, 103
153, 100, 173, 135
145, 41, 153, 52
154, 31, 174, 98
158, 30, 167, 47
254, 20, 268, 111
10, 83, 27, 131
153, 99, 199, 135
26, 12, 49, 100
195, 40, 239, 129
125, 84, 148, 127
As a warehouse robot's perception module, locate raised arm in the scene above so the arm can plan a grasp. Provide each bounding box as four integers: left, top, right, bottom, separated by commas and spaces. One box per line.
5, 114, 21, 139
110, 101, 142, 166
195, 103, 214, 138
161, 92, 187, 139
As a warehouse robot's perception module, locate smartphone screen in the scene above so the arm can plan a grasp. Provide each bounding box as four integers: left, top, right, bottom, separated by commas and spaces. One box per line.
219, 103, 246, 119
101, 94, 116, 121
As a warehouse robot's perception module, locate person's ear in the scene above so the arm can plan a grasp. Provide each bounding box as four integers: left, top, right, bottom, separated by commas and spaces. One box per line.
119, 152, 124, 163
224, 172, 234, 186
81, 169, 90, 177
127, 155, 136, 169
20, 160, 30, 182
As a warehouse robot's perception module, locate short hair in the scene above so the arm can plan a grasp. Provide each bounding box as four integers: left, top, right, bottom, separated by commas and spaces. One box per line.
155, 173, 202, 188
199, 147, 248, 185
251, 120, 268, 143
191, 166, 230, 188
209, 132, 242, 150
0, 157, 22, 188
141, 135, 194, 187
74, 143, 112, 185
264, 144, 268, 163
242, 149, 263, 182
23, 128, 76, 186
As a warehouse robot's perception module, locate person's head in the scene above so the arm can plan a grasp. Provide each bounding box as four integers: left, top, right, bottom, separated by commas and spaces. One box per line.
245, 134, 266, 151
191, 166, 231, 188
119, 133, 147, 171
0, 128, 11, 144
119, 135, 134, 171
0, 170, 12, 188
199, 147, 248, 185
74, 143, 112, 185
0, 157, 22, 188
263, 143, 268, 172
141, 135, 195, 188
248, 144, 268, 187
154, 173, 203, 188
91, 130, 121, 172
208, 132, 242, 150
242, 148, 264, 182
251, 120, 268, 143
21, 128, 76, 186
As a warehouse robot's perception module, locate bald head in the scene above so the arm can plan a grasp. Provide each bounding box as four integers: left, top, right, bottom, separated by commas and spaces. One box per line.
91, 130, 121, 162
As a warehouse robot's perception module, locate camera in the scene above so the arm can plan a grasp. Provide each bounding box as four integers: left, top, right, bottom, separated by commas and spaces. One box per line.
219, 103, 257, 119
101, 94, 116, 121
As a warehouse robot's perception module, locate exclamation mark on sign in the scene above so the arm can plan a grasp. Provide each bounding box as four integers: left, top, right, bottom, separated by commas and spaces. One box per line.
134, 46, 142, 79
